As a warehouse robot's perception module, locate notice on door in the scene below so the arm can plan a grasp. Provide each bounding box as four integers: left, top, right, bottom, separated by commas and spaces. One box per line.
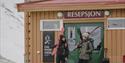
43, 31, 54, 62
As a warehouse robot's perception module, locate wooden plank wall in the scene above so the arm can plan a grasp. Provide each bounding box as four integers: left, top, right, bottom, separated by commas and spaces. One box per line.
24, 12, 30, 63
25, 9, 125, 63
105, 9, 125, 63
25, 11, 58, 63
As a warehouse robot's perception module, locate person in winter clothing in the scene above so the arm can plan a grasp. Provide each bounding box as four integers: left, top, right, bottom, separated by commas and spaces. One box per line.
53, 35, 69, 63
77, 32, 94, 63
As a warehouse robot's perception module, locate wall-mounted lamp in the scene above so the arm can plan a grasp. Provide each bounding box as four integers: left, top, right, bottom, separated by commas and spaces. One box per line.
57, 12, 63, 18
105, 10, 110, 16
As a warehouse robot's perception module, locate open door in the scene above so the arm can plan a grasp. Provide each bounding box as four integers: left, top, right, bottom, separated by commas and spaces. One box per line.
64, 22, 104, 63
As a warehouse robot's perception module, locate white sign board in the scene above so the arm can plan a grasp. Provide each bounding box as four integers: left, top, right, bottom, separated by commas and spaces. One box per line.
40, 19, 63, 31
108, 18, 125, 29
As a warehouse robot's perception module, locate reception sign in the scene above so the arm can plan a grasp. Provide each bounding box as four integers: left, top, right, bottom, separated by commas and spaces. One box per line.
64, 10, 104, 18
43, 31, 54, 62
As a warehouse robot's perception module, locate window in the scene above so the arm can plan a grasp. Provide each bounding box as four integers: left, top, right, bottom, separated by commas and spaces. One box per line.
40, 19, 63, 31
107, 18, 125, 29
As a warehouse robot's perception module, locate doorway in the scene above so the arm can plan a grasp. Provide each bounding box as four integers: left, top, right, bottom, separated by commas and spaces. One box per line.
64, 22, 104, 63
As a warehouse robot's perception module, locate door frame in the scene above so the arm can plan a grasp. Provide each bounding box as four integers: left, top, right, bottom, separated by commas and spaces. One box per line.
63, 18, 105, 63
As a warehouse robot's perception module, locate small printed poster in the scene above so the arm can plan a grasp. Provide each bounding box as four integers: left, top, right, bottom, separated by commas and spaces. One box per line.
43, 31, 54, 62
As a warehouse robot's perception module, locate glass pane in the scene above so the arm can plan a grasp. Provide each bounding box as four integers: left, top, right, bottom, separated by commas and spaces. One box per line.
43, 21, 60, 29
67, 27, 76, 52
108, 18, 125, 29
80, 26, 101, 50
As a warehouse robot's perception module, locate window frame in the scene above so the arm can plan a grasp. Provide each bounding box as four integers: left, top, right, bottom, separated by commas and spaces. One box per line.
40, 19, 63, 31
107, 18, 125, 30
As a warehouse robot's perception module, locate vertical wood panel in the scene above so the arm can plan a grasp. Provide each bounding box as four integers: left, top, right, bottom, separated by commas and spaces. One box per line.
121, 9, 125, 62
29, 12, 33, 63
104, 31, 111, 62
116, 9, 121, 17
111, 31, 114, 63
104, 16, 107, 49
40, 12, 44, 63
117, 30, 122, 63
116, 9, 122, 63
53, 11, 57, 19
106, 30, 112, 63
32, 12, 37, 63
47, 11, 50, 19
122, 9, 125, 17
115, 9, 118, 63
35, 12, 38, 63
112, 30, 117, 63
111, 10, 116, 63
41, 31, 43, 63
112, 9, 117, 17
107, 9, 125, 63
51, 11, 54, 19
122, 30, 125, 56
24, 13, 29, 62
48, 11, 53, 19
104, 30, 107, 48
44, 11, 49, 19
110, 11, 113, 63
36, 12, 41, 63
24, 12, 32, 63
108, 10, 112, 18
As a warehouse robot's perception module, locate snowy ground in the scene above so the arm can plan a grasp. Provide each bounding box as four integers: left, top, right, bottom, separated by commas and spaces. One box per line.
0, 0, 24, 63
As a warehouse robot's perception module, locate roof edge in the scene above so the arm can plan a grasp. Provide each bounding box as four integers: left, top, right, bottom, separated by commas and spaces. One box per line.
17, 2, 125, 12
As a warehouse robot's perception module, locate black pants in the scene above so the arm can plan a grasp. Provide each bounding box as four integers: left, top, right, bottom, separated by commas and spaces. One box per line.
56, 55, 65, 63
78, 59, 89, 63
